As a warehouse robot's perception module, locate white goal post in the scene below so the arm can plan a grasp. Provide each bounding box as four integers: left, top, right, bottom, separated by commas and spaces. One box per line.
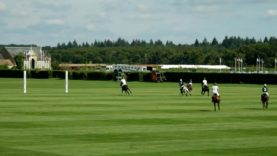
23, 70, 69, 94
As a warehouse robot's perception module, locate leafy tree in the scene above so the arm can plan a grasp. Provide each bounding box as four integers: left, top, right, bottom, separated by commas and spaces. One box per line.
201, 38, 209, 46
67, 41, 73, 48
154, 40, 163, 46
72, 40, 78, 48
14, 53, 24, 70
43, 36, 277, 69
194, 39, 199, 47
211, 37, 219, 46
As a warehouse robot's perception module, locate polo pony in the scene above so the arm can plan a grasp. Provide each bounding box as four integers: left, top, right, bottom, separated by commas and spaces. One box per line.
201, 85, 209, 96
261, 94, 269, 109
212, 94, 220, 111
180, 85, 190, 96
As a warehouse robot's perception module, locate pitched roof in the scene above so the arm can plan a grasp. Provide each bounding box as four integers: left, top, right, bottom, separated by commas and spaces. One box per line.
4, 47, 41, 58
1, 47, 50, 61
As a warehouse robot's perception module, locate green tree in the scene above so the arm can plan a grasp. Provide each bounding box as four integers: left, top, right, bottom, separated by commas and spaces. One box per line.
14, 53, 24, 70
211, 37, 219, 46
194, 39, 199, 47
72, 40, 78, 48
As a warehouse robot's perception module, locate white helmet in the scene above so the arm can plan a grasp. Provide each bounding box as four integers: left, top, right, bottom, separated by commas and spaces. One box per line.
264, 84, 267, 86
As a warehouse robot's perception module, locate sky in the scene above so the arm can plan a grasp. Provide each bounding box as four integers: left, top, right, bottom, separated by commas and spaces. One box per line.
0, 0, 277, 46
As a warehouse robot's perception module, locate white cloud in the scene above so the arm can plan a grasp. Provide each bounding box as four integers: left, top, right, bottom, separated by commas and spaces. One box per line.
193, 4, 219, 13
46, 19, 65, 25
136, 4, 147, 12
1, 0, 277, 46
0, 1, 7, 11
87, 23, 96, 32
267, 9, 277, 16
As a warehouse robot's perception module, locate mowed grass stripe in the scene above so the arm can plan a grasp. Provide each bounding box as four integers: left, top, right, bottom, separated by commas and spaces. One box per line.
12, 136, 277, 156
0, 78, 277, 156
2, 127, 277, 145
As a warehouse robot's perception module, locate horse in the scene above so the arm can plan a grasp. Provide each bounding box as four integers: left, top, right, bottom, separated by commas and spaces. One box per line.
212, 94, 220, 111
121, 85, 132, 95
187, 84, 192, 92
180, 85, 190, 96
120, 82, 132, 95
201, 85, 209, 96
261, 94, 269, 109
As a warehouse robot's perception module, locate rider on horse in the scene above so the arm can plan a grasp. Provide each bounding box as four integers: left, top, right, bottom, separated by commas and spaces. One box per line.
262, 84, 269, 97
212, 83, 220, 111
120, 77, 132, 94
179, 78, 190, 96
261, 84, 269, 109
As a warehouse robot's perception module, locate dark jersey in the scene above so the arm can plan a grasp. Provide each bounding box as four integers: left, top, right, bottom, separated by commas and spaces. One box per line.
262, 87, 268, 92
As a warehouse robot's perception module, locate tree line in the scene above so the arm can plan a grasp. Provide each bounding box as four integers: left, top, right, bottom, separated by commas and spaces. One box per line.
44, 36, 277, 70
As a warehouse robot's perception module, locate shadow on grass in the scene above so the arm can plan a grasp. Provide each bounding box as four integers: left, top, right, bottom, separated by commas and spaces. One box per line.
0, 146, 63, 156
199, 110, 213, 112
245, 108, 264, 110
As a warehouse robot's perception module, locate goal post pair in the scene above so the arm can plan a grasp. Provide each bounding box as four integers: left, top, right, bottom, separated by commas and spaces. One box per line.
23, 70, 69, 94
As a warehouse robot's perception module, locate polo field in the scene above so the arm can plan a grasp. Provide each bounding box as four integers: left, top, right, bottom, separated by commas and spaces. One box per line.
0, 78, 277, 156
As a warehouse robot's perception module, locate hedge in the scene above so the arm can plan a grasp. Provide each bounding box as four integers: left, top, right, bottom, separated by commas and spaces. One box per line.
52, 70, 65, 79
0, 70, 276, 84
87, 72, 113, 80
163, 72, 277, 84
29, 70, 51, 79
0, 70, 23, 78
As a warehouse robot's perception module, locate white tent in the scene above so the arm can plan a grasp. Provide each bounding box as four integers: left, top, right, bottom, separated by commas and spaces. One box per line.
160, 64, 231, 70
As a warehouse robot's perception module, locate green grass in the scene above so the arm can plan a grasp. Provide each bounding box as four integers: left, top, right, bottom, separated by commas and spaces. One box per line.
0, 78, 277, 156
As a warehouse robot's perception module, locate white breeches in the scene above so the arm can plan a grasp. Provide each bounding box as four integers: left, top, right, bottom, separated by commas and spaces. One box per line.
213, 91, 219, 96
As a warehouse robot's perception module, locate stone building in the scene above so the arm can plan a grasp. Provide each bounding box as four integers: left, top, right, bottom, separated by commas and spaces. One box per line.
0, 46, 51, 70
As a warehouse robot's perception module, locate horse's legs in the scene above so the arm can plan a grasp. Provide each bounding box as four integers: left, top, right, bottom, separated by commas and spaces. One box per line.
185, 89, 189, 96
218, 102, 220, 111
126, 87, 130, 95
128, 88, 132, 94
214, 103, 216, 111
122, 87, 128, 95
126, 87, 132, 95
266, 101, 268, 109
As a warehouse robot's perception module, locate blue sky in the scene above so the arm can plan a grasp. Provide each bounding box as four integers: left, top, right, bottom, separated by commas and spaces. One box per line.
0, 0, 277, 46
